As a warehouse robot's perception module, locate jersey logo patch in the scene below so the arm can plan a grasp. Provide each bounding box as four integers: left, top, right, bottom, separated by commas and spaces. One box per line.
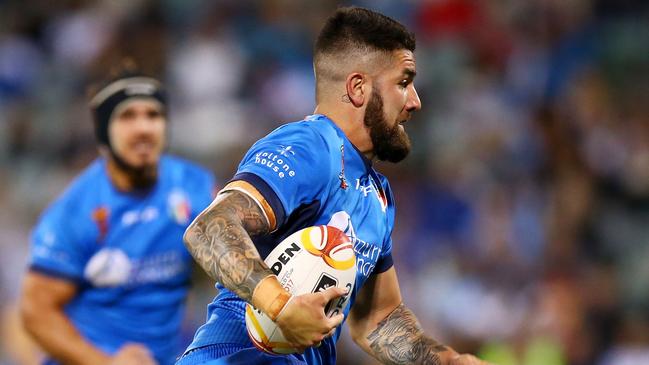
277, 145, 295, 156
371, 178, 388, 213
327, 211, 382, 278
84, 248, 131, 286
168, 190, 191, 225
122, 207, 159, 226
254, 150, 296, 179
91, 206, 110, 242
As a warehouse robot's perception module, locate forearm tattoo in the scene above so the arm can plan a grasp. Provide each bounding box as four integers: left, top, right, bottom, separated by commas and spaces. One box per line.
183, 191, 273, 301
367, 304, 449, 365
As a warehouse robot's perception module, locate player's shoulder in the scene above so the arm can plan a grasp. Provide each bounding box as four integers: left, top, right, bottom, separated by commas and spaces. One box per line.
59, 158, 106, 202
41, 159, 105, 221
263, 115, 343, 150
162, 155, 212, 177
161, 154, 214, 189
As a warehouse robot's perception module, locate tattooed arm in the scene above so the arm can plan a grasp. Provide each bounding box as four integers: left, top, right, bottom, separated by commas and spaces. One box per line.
183, 189, 272, 301
348, 267, 492, 365
183, 185, 346, 349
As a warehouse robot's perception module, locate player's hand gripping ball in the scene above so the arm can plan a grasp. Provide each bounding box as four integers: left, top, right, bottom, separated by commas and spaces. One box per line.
245, 225, 356, 354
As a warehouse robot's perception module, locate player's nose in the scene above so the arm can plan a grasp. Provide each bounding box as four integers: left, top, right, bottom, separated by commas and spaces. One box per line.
406, 85, 421, 112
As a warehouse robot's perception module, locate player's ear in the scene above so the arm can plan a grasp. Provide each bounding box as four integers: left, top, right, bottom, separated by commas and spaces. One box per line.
345, 73, 366, 107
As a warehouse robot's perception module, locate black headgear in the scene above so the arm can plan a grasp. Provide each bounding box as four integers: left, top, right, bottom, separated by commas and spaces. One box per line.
89, 76, 167, 146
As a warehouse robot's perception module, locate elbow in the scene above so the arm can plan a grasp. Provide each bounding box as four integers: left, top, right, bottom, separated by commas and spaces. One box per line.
350, 332, 364, 347
19, 293, 41, 336
183, 214, 204, 252
348, 320, 368, 347
183, 222, 196, 250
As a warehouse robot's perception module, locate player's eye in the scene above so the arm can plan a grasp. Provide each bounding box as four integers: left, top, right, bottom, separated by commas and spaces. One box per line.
119, 110, 136, 120
147, 110, 162, 118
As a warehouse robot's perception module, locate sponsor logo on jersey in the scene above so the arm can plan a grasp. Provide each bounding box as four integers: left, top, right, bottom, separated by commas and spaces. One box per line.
84, 248, 186, 287
327, 211, 382, 278
254, 151, 296, 179
121, 206, 159, 226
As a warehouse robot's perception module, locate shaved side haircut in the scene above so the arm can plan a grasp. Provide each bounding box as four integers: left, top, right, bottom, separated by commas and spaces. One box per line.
313, 6, 416, 101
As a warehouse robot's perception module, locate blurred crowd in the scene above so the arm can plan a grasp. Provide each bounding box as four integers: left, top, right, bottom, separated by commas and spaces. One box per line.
1, 0, 649, 364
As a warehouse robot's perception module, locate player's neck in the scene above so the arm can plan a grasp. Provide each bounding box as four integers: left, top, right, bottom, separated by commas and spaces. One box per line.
314, 105, 375, 160
106, 158, 135, 191
106, 157, 158, 192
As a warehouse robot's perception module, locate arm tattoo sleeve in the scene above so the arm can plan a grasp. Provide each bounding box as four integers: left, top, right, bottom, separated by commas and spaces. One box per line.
183, 190, 273, 302
367, 303, 449, 365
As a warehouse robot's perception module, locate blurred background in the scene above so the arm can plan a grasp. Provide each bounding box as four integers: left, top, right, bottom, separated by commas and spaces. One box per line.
1, 0, 649, 364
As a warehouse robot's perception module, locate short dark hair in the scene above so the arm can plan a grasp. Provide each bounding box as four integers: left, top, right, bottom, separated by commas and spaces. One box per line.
314, 7, 416, 58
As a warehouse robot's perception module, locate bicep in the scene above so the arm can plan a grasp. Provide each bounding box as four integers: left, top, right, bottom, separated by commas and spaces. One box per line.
187, 186, 271, 240
348, 267, 402, 345
21, 271, 77, 320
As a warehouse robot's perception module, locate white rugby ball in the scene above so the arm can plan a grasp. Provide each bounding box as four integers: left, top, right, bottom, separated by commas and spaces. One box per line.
245, 225, 356, 354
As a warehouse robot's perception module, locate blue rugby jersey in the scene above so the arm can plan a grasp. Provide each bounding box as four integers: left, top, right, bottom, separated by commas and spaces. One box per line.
29, 155, 214, 365
186, 114, 396, 365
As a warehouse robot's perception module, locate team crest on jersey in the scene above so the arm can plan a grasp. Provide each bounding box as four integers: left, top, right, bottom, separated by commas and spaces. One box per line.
371, 178, 388, 213
355, 177, 388, 213
168, 190, 191, 225
91, 206, 110, 242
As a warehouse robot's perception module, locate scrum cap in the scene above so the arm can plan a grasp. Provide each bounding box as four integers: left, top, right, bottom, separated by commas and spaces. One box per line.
89, 76, 167, 146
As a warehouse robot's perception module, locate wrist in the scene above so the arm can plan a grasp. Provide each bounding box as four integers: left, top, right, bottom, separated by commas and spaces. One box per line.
92, 349, 113, 365
251, 275, 292, 321
438, 348, 460, 365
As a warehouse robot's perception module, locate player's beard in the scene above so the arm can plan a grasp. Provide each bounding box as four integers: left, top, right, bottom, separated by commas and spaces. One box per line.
364, 87, 411, 163
110, 148, 158, 190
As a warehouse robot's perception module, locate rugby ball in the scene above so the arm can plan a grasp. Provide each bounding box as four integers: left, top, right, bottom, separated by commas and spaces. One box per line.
245, 225, 356, 354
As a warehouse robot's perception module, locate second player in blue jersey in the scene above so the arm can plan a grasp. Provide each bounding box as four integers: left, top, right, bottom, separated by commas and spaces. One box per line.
21, 65, 215, 365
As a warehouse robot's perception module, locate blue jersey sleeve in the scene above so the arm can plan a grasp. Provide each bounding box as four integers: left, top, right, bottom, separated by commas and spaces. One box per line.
232, 123, 334, 228
374, 236, 394, 273
29, 200, 91, 282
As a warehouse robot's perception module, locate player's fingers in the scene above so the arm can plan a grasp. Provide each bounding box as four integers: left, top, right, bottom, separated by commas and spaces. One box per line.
293, 345, 307, 354
326, 312, 345, 328
130, 345, 157, 365
133, 349, 157, 365
139, 357, 157, 365
318, 286, 347, 303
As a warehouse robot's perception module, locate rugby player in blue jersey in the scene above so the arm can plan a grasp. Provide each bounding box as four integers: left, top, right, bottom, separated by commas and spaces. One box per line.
20, 64, 215, 365
180, 7, 493, 365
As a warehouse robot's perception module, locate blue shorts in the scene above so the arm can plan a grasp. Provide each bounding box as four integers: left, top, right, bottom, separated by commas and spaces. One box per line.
176, 344, 306, 365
